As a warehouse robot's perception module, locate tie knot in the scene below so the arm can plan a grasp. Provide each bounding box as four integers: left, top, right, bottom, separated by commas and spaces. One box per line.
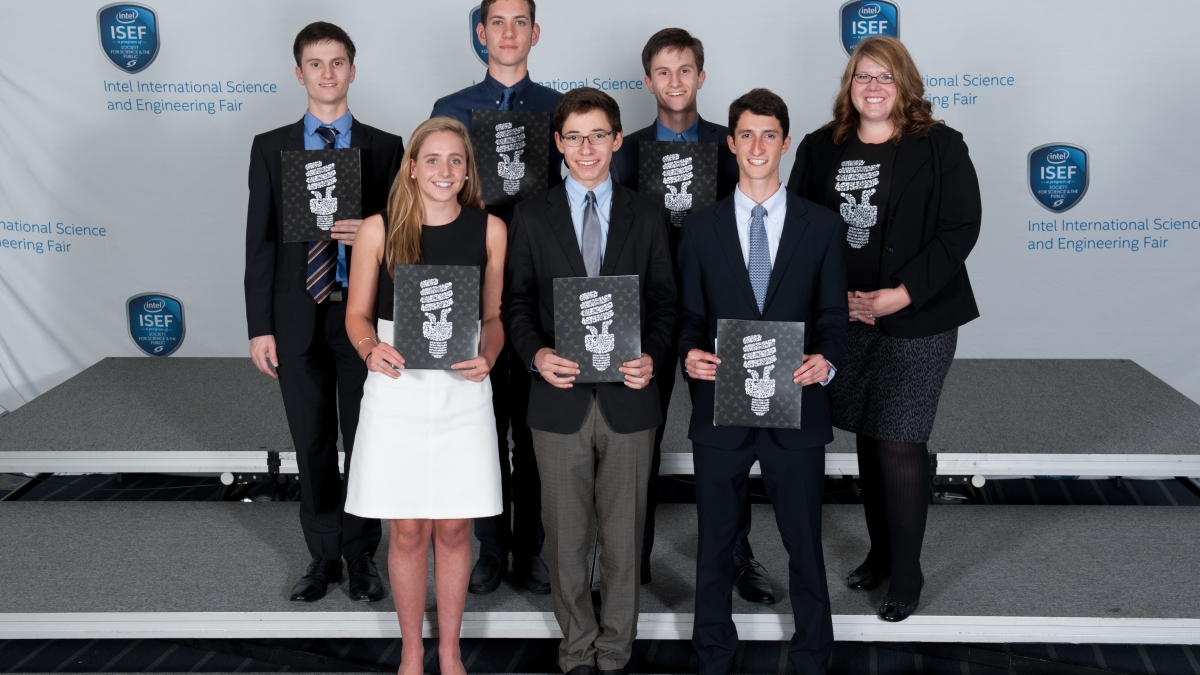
499, 87, 516, 110
315, 126, 338, 148
585, 190, 597, 206
751, 204, 767, 220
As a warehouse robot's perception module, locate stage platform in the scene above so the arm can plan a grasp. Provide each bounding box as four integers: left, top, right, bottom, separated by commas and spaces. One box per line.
2, 358, 1198, 481
2, 501, 1198, 645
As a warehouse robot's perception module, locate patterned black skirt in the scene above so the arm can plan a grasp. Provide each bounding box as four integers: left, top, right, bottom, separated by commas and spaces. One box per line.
828, 322, 957, 443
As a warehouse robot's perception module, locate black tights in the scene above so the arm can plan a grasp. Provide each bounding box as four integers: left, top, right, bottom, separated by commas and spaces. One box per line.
855, 434, 929, 603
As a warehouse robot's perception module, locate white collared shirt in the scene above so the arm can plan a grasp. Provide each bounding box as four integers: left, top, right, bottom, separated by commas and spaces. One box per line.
733, 182, 788, 267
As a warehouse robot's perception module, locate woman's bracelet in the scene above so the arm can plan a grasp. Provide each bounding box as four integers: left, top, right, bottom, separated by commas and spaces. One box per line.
356, 336, 379, 348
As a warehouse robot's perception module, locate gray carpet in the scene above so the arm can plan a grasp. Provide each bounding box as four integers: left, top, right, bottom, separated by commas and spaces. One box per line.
1, 501, 1196, 619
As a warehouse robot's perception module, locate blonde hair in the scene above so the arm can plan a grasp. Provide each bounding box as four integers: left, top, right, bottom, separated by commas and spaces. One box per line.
384, 116, 484, 274
826, 36, 940, 145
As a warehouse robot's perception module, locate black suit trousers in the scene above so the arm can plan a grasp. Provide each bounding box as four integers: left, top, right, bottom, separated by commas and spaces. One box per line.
692, 432, 833, 675
276, 299, 380, 562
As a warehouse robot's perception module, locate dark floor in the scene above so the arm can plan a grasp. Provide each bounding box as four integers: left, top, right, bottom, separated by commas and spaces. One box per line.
3, 472, 1200, 674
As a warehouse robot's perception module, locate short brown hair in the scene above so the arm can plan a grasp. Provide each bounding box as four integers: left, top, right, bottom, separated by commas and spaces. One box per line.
728, 88, 789, 138
553, 87, 622, 136
293, 22, 356, 67
480, 0, 537, 25
640, 28, 705, 76
826, 36, 939, 145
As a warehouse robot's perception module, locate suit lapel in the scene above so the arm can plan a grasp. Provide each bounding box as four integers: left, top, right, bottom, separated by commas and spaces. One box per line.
547, 185, 588, 277
697, 117, 722, 143
713, 197, 761, 315
888, 133, 931, 215
289, 118, 305, 150
599, 187, 633, 276
350, 119, 367, 148
763, 193, 811, 311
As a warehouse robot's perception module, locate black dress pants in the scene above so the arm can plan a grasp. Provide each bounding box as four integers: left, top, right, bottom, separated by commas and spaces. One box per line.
692, 431, 833, 675
276, 299, 380, 562
476, 341, 545, 561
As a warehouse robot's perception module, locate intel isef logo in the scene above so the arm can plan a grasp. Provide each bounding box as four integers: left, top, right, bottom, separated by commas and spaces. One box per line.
127, 293, 184, 357
840, 1, 899, 56
97, 3, 159, 74
469, 5, 488, 66
1028, 144, 1089, 213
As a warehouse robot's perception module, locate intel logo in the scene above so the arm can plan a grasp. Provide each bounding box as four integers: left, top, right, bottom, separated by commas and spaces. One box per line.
858, 3, 882, 18
1046, 149, 1069, 164
143, 299, 165, 312
115, 8, 139, 23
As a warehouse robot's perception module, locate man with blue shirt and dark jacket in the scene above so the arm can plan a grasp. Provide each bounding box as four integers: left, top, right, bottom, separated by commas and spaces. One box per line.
609, 28, 771, 604
429, 0, 560, 597
244, 22, 403, 604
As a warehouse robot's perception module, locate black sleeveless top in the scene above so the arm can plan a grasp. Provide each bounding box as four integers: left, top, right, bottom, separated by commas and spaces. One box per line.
376, 206, 489, 321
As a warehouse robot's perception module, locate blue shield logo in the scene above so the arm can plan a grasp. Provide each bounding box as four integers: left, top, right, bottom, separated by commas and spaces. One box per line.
127, 293, 185, 357
469, 6, 488, 66
840, 1, 899, 56
1028, 144, 1089, 213
97, 3, 159, 74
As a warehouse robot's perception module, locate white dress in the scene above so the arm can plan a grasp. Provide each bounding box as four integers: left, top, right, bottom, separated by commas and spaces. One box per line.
344, 318, 503, 519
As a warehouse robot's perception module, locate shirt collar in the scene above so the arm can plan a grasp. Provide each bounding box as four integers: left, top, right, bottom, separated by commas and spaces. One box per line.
655, 117, 700, 142
303, 110, 352, 137
482, 71, 533, 102
734, 182, 787, 221
564, 174, 613, 208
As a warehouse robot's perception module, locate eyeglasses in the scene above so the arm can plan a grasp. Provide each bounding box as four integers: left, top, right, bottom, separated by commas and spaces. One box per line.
560, 131, 615, 147
853, 73, 895, 85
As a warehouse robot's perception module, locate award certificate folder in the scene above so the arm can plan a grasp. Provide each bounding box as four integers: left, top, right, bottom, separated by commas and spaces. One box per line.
552, 275, 641, 384
713, 319, 805, 429
281, 148, 362, 243
637, 140, 718, 227
392, 264, 481, 370
470, 110, 552, 205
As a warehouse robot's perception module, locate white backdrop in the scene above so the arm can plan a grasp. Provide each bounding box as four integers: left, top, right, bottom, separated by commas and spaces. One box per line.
2, 0, 1198, 412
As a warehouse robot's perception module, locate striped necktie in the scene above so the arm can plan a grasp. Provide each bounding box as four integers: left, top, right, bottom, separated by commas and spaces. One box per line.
748, 204, 771, 313
307, 126, 338, 303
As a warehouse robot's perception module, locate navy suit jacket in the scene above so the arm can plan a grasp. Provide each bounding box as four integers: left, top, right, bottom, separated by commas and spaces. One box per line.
610, 116, 740, 203
677, 190, 848, 450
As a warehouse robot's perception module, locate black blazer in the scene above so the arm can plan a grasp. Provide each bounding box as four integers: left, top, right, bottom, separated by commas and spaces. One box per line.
610, 116, 740, 203
244, 117, 404, 355
786, 123, 981, 339
504, 183, 677, 435
677, 191, 848, 450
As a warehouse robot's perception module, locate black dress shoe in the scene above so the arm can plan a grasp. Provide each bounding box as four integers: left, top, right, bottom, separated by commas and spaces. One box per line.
468, 554, 506, 594
847, 561, 891, 590
566, 666, 596, 675
640, 561, 651, 585
516, 555, 551, 594
878, 575, 924, 622
733, 552, 776, 604
346, 553, 386, 602
289, 556, 342, 602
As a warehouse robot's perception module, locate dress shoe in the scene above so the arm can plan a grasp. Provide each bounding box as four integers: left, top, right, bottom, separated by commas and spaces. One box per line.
846, 561, 891, 590
289, 556, 342, 602
566, 666, 596, 675
640, 561, 652, 585
346, 553, 386, 602
468, 554, 506, 594
516, 555, 551, 594
733, 552, 776, 604
878, 574, 924, 622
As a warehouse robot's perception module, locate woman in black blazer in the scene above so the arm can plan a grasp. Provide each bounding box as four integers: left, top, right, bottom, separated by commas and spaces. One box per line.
787, 36, 981, 622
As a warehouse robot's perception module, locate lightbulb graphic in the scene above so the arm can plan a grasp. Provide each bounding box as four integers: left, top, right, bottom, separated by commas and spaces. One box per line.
661, 153, 694, 227
495, 122, 526, 195
306, 160, 338, 231
420, 278, 454, 358
742, 334, 777, 416
835, 159, 880, 249
579, 290, 615, 371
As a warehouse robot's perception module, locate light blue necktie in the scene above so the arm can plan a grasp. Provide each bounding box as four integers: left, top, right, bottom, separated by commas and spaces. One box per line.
748, 204, 771, 313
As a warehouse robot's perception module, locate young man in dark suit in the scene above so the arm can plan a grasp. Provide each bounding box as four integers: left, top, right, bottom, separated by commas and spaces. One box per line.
244, 22, 403, 603
504, 87, 675, 675
677, 89, 848, 675
429, 0, 561, 596
608, 28, 771, 602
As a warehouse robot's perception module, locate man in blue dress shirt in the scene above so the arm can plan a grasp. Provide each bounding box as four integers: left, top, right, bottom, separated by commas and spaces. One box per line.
608, 28, 772, 604
429, 0, 561, 597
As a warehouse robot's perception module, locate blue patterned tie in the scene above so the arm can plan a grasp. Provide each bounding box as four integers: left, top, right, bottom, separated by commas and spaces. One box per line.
498, 87, 515, 110
748, 204, 771, 313
307, 126, 339, 303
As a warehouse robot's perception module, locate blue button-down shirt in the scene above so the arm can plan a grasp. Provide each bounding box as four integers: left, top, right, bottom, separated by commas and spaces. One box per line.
655, 117, 700, 142
563, 174, 613, 258
303, 110, 352, 286
430, 72, 562, 131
